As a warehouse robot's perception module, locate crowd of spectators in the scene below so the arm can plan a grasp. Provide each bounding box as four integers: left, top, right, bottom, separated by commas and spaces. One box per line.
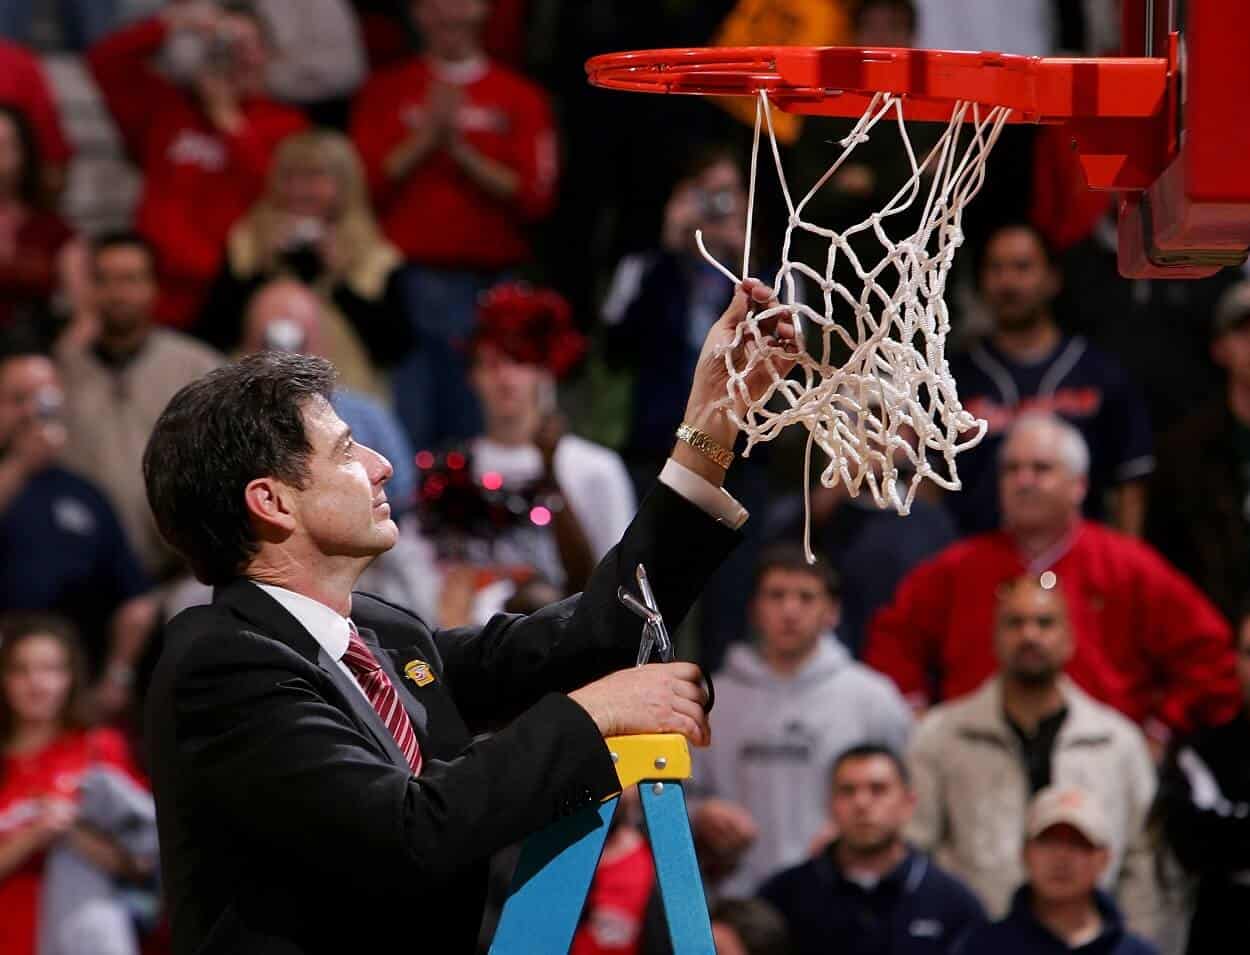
1, 1, 1249, 954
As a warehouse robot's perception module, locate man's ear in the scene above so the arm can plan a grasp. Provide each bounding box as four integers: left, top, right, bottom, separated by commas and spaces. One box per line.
244, 476, 298, 539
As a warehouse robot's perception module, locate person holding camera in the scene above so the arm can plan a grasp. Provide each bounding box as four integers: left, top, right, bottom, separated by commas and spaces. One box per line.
0, 326, 156, 720
600, 146, 775, 661
87, 0, 307, 328
195, 129, 412, 403
601, 146, 748, 493
416, 283, 635, 627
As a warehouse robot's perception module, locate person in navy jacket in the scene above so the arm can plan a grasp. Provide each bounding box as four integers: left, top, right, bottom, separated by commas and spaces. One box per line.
758, 744, 984, 955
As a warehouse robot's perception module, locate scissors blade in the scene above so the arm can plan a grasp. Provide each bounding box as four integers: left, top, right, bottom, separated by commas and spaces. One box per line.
635, 623, 657, 667
634, 565, 673, 661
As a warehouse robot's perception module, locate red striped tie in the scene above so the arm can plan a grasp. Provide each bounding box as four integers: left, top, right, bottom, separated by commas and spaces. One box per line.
342, 622, 424, 775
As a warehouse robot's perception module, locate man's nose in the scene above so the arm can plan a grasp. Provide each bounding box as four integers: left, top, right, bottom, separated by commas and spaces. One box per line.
367, 445, 393, 484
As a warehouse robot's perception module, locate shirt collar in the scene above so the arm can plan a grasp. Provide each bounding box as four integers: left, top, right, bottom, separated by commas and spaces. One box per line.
254, 583, 351, 663
827, 844, 916, 894
428, 54, 488, 85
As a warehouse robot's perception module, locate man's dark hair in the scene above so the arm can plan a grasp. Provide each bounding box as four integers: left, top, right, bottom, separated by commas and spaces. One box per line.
853, 0, 918, 34
0, 102, 44, 207
831, 742, 911, 788
143, 352, 336, 585
709, 898, 791, 955
974, 219, 1059, 280
91, 230, 159, 275
753, 542, 840, 600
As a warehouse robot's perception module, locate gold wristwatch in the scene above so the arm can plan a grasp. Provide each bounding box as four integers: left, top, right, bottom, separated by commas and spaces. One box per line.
676, 423, 734, 470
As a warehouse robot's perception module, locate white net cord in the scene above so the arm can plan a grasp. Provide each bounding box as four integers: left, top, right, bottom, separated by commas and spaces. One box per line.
696, 90, 1010, 558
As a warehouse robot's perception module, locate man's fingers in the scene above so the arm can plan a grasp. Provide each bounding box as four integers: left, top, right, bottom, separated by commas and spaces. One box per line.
671, 677, 708, 707
670, 697, 710, 746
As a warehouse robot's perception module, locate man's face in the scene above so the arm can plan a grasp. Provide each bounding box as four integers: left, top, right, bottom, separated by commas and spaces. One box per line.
830, 755, 914, 856
470, 345, 547, 424
995, 583, 1071, 685
1024, 824, 1109, 906
999, 425, 1086, 535
1212, 320, 1250, 387
1236, 617, 1250, 706
752, 568, 838, 661
93, 245, 157, 338
980, 228, 1059, 332
288, 397, 398, 559
0, 355, 61, 447
413, 0, 489, 60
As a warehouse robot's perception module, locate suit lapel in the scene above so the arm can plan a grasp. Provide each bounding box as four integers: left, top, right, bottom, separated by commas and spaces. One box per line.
315, 646, 412, 770
358, 627, 430, 742
212, 579, 414, 773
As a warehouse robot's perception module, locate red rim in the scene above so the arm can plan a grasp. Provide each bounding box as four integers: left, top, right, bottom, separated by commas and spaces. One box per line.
585, 46, 1169, 123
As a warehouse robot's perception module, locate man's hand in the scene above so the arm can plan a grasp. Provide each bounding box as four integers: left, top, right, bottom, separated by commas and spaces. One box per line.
568, 662, 710, 747
31, 798, 79, 847
162, 0, 220, 35
692, 798, 758, 861
196, 70, 243, 135
426, 81, 463, 145
533, 411, 566, 479
675, 279, 798, 483
8, 415, 67, 479
91, 676, 132, 722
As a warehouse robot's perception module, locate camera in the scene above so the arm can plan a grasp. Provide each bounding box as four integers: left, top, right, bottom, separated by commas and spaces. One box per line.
695, 187, 738, 222
33, 386, 63, 422
280, 218, 327, 282
262, 318, 307, 354
205, 29, 238, 71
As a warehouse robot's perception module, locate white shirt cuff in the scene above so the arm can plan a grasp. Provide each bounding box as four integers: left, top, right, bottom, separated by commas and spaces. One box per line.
658, 458, 749, 530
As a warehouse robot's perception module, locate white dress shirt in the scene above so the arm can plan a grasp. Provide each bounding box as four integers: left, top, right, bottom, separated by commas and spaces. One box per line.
254, 583, 371, 703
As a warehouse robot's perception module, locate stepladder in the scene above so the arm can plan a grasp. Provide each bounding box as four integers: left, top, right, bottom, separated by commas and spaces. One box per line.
488, 732, 714, 954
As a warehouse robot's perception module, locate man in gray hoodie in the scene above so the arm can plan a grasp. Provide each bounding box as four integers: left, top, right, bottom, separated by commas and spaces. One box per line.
691, 543, 913, 897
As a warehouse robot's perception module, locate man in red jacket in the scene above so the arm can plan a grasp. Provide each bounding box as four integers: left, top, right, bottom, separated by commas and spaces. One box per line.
88, 3, 306, 328
865, 412, 1239, 748
350, 0, 559, 450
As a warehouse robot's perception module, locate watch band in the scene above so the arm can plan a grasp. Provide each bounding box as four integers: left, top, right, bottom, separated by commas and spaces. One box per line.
676, 423, 734, 470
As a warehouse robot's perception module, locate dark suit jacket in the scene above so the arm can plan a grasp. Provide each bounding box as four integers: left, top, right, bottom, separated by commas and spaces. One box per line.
145, 484, 738, 954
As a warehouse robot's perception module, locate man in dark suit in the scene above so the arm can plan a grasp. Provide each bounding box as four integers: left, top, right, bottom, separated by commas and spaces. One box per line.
141, 279, 793, 953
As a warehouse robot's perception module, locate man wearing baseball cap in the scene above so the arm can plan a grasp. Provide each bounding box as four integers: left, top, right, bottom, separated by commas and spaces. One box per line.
959, 786, 1157, 954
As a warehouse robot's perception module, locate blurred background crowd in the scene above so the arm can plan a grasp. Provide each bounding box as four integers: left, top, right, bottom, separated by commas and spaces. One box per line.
2, 1, 1249, 953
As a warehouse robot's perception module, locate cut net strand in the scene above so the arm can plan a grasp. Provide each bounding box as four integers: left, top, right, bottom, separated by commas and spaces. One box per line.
697, 90, 1009, 558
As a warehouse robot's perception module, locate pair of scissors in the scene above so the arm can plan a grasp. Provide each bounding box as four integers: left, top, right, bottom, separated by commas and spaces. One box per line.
617, 564, 714, 712
617, 564, 673, 666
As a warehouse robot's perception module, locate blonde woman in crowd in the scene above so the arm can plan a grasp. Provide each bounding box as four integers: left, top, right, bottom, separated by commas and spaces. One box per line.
195, 129, 412, 401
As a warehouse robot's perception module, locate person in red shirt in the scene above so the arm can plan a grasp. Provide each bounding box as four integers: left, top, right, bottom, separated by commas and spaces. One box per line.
0, 104, 80, 327
570, 789, 656, 955
87, 3, 306, 328
0, 613, 152, 955
351, 0, 558, 449
0, 41, 72, 200
865, 412, 1240, 746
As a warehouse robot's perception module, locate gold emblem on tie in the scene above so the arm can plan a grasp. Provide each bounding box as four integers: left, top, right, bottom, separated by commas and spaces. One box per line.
404, 659, 435, 687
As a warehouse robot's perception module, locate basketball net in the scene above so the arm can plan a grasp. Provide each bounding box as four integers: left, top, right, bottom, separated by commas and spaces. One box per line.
698, 90, 1010, 557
